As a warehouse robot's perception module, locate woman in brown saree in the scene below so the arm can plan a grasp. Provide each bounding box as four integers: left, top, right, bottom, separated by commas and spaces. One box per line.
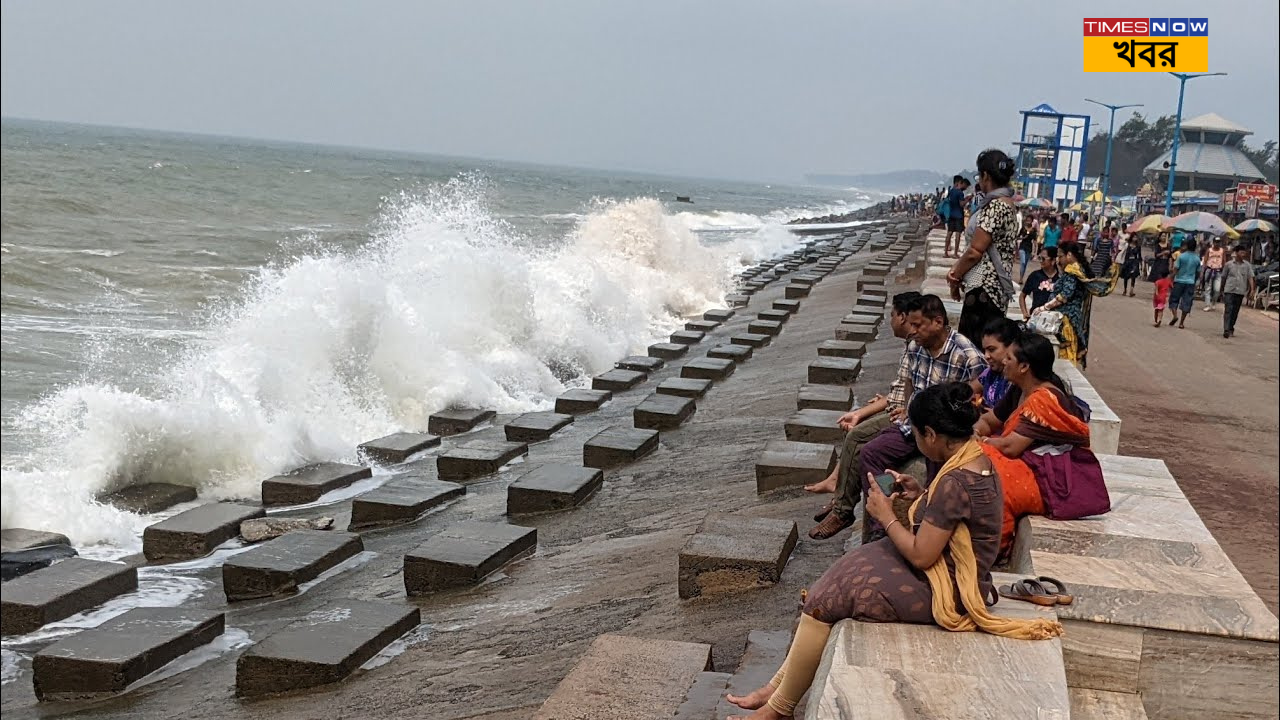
725, 383, 1061, 720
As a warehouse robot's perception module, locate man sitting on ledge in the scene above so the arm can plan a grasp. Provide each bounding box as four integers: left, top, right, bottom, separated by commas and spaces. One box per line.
806, 291, 922, 539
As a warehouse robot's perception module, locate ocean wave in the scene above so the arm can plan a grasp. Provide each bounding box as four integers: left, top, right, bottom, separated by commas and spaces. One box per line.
0, 179, 787, 547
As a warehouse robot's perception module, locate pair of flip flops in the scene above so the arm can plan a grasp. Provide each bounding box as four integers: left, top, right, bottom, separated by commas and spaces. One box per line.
998, 577, 1074, 606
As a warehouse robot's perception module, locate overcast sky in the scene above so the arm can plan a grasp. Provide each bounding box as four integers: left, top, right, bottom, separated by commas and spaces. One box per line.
3, 0, 1277, 182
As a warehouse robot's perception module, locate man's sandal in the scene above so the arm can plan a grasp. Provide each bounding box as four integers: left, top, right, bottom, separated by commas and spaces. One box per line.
998, 579, 1059, 606
808, 512, 852, 540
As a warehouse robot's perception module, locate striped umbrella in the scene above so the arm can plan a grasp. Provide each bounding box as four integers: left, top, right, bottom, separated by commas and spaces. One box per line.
1164, 211, 1241, 239
1235, 218, 1277, 233
1126, 214, 1172, 234
1018, 197, 1053, 208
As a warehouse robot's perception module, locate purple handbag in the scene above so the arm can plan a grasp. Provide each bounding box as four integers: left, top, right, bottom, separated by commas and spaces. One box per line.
1021, 445, 1111, 520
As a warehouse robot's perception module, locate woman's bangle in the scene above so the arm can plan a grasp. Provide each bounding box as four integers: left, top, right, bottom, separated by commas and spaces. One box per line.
885, 519, 901, 533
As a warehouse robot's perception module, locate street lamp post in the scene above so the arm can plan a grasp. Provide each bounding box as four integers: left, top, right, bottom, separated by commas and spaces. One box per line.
1163, 72, 1228, 216
1084, 98, 1143, 210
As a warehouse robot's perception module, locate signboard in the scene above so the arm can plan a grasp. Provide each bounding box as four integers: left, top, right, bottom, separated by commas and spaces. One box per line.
1083, 18, 1209, 73
1221, 189, 1235, 212
1236, 182, 1277, 204
1246, 198, 1259, 218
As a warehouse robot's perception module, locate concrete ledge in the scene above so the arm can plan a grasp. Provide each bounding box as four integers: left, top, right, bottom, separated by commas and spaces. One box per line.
817, 339, 866, 358
656, 377, 713, 398
725, 294, 750, 307
357, 433, 441, 464
730, 332, 772, 348
685, 319, 719, 333
1056, 360, 1121, 455
834, 324, 877, 342
507, 464, 604, 516
262, 462, 372, 507
670, 330, 706, 345
144, 502, 266, 562
755, 440, 837, 493
504, 412, 574, 442
348, 479, 465, 530
33, 608, 225, 700
634, 393, 697, 430
404, 522, 537, 593
222, 530, 364, 601
704, 308, 735, 322
707, 343, 752, 363
427, 408, 496, 436
678, 513, 798, 599
808, 357, 861, 385
1, 558, 139, 636
784, 409, 845, 443
584, 427, 660, 468
616, 355, 664, 373
681, 358, 735, 381
592, 368, 647, 391
757, 309, 791, 324
555, 388, 611, 415
436, 440, 529, 481
797, 384, 853, 411
785, 284, 811, 299
533, 634, 712, 720
648, 342, 689, 360
236, 601, 420, 697
772, 299, 801, 314
747, 319, 783, 336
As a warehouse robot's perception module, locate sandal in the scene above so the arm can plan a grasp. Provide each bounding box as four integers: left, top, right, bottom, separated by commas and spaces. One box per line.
808, 512, 852, 540
1036, 576, 1074, 605
814, 500, 836, 522
998, 579, 1058, 606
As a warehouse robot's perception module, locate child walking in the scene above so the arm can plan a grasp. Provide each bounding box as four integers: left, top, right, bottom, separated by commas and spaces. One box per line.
1153, 270, 1173, 327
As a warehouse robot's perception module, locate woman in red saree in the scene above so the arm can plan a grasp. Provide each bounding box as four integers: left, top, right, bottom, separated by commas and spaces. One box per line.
978, 333, 1104, 560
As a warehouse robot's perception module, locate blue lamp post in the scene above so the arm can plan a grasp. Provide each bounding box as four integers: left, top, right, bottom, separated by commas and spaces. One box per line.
1084, 98, 1143, 208
1163, 72, 1228, 216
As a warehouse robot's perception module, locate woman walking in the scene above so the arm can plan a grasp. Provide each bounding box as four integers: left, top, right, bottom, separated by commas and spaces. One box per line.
1034, 243, 1118, 369
1147, 234, 1172, 282
1118, 234, 1143, 297
946, 149, 1019, 336
1090, 225, 1116, 277
725, 383, 1062, 720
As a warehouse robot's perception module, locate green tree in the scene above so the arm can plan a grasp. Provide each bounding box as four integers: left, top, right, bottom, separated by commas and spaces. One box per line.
1241, 139, 1279, 183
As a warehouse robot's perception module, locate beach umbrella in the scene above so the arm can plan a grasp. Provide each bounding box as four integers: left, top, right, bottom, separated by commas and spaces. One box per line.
1017, 197, 1052, 208
1164, 211, 1241, 239
1083, 190, 1111, 203
1101, 205, 1122, 218
1126, 214, 1172, 234
1235, 218, 1277, 233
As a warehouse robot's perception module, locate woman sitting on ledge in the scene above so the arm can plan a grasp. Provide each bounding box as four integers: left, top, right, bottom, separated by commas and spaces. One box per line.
977, 333, 1105, 561
725, 382, 1062, 720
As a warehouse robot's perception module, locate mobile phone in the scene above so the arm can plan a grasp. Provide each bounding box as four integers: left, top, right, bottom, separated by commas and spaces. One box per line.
873, 473, 897, 495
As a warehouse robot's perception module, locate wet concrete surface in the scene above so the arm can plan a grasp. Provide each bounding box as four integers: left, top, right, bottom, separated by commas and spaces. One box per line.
0, 230, 922, 719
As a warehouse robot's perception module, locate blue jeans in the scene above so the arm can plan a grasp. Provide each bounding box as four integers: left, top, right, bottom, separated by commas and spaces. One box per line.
1170, 281, 1196, 314
1019, 248, 1030, 278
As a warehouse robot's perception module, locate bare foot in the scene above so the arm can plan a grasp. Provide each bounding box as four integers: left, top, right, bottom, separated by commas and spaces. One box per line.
726, 685, 775, 710
803, 474, 837, 494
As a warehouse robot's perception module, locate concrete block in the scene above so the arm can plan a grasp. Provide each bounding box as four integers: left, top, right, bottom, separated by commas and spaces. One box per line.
817, 339, 866, 358
555, 388, 611, 415
222, 530, 363, 601
784, 408, 846, 443
834, 324, 877, 342
1, 529, 71, 553
707, 343, 752, 363
592, 368, 647, 391
507, 464, 604, 515
236, 601, 420, 697
615, 355, 664, 372
357, 432, 440, 464
634, 393, 696, 430
583, 427, 660, 468
855, 294, 886, 309
670, 330, 706, 345
262, 462, 372, 507
724, 294, 750, 307
755, 440, 838, 493
684, 319, 719, 333
756, 309, 790, 323
797, 384, 854, 411
747, 319, 783, 336
427, 408, 496, 436
1, 559, 138, 636
791, 275, 820, 286
404, 522, 537, 593
703, 308, 735, 322
504, 412, 574, 442
656, 377, 713, 398
32, 608, 224, 700
808, 357, 862, 385
785, 284, 811, 299
678, 514, 798, 599
681, 358, 735, 381
730, 332, 772, 348
143, 502, 266, 562
101, 483, 197, 515
436, 440, 529, 481
647, 342, 689, 360
348, 479, 465, 530
842, 311, 882, 327
856, 278, 885, 292
772, 299, 801, 314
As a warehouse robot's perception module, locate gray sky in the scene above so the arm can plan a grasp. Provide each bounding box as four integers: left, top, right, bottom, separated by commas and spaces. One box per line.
3, 0, 1277, 182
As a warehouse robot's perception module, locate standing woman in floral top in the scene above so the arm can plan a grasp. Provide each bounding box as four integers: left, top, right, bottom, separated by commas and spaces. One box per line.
948, 149, 1019, 339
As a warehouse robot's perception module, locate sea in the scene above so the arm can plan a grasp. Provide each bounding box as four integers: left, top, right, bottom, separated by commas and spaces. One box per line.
0, 118, 880, 555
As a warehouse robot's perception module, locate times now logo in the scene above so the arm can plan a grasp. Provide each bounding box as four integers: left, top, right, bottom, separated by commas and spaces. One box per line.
1083, 18, 1208, 36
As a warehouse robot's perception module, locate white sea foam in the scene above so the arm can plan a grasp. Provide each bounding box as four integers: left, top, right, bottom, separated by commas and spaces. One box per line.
1, 179, 814, 548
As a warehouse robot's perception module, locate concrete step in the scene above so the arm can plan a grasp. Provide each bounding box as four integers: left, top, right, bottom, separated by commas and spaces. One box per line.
756, 309, 790, 324
784, 284, 811, 299
797, 384, 853, 411
507, 464, 604, 516
262, 462, 372, 507
222, 530, 364, 601
807, 357, 862, 385
771, 299, 801, 314
730, 332, 771, 348
681, 358, 735, 381
670, 330, 706, 345
685, 319, 720, 333
349, 479, 465, 530
634, 393, 697, 430
747, 319, 783, 336
404, 521, 536, 594
592, 368, 647, 391
427, 408, 496, 436
714, 630, 791, 720
555, 388, 611, 415
357, 432, 440, 464
816, 339, 866, 358
834, 324, 877, 342
616, 355, 665, 373
703, 308, 735, 322
534, 634, 713, 720
673, 671, 732, 720
648, 342, 689, 360
436, 440, 529, 481
504, 412, 574, 442
656, 377, 713, 398
583, 427, 660, 468
236, 600, 420, 697
33, 607, 224, 700
707, 343, 752, 363
1, 558, 138, 636
755, 440, 837, 493
143, 502, 265, 562
1069, 689, 1149, 719
784, 409, 846, 443
678, 513, 798, 599
100, 483, 197, 515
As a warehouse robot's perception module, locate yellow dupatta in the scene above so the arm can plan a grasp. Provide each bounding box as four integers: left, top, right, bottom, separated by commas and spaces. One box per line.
909, 439, 1064, 640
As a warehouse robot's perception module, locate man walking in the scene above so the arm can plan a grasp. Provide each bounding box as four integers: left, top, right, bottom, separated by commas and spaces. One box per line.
1220, 244, 1255, 338
1167, 237, 1201, 329
943, 176, 968, 258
